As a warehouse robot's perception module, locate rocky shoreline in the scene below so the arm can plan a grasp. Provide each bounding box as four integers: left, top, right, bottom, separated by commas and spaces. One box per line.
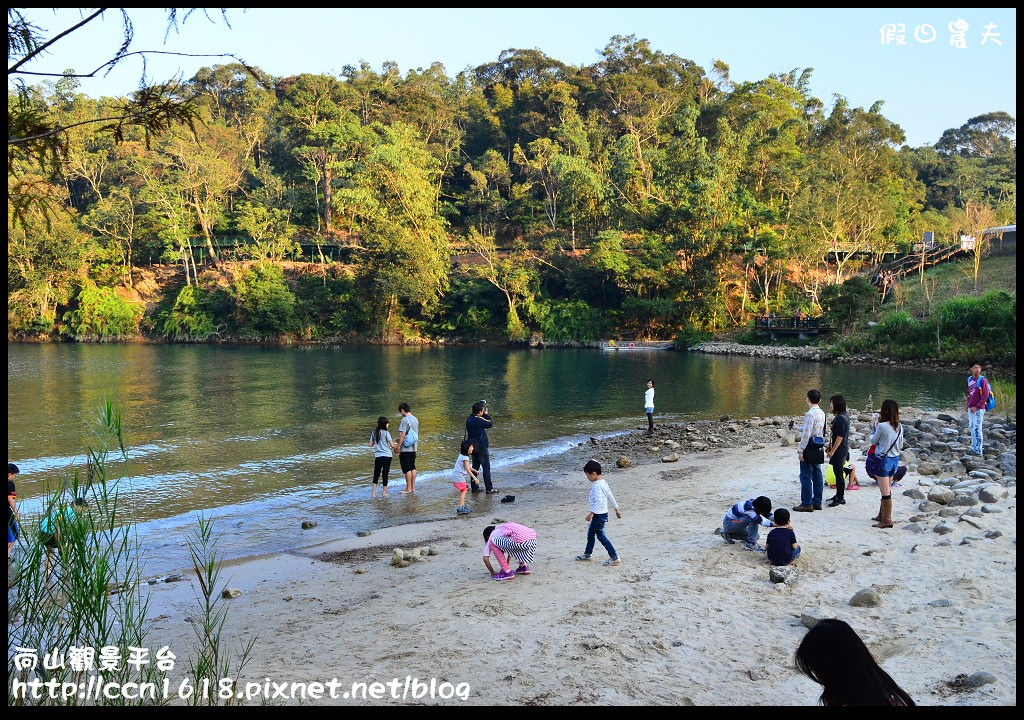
690, 341, 1015, 378
578, 407, 1016, 537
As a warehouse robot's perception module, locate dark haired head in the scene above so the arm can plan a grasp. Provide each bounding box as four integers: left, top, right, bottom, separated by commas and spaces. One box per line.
829, 395, 847, 415
460, 438, 475, 456
807, 389, 822, 404
483, 525, 495, 542
752, 496, 772, 518
583, 460, 602, 475
8, 463, 18, 475
878, 399, 900, 429
773, 508, 790, 526
398, 402, 411, 413
373, 416, 389, 444
472, 401, 486, 415
647, 379, 654, 386
796, 619, 915, 706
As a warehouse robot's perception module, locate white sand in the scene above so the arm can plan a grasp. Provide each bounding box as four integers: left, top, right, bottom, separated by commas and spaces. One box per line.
143, 440, 1016, 705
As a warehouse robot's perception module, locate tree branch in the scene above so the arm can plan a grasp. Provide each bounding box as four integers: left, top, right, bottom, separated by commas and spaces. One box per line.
9, 8, 108, 75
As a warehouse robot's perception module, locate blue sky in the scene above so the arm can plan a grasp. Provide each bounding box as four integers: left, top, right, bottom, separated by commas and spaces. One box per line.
14, 8, 1017, 147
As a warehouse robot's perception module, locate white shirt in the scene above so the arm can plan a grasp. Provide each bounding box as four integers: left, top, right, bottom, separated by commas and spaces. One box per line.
589, 478, 619, 514
644, 387, 655, 410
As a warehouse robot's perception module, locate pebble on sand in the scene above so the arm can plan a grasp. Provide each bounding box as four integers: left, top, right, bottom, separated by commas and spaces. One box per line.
221, 588, 243, 599
849, 588, 881, 607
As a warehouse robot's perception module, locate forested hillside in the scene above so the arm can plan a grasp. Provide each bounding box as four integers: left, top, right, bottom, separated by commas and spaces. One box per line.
8, 26, 1016, 344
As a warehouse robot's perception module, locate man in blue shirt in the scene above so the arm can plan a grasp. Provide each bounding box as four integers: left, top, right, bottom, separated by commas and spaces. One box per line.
466, 401, 498, 494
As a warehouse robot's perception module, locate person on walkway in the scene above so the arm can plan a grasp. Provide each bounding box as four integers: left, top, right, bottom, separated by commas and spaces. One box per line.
466, 401, 497, 494
644, 379, 656, 434
717, 496, 775, 552
369, 416, 397, 499
396, 402, 420, 494
867, 399, 904, 529
451, 439, 478, 515
966, 361, 992, 456
794, 389, 827, 513
483, 522, 537, 581
825, 395, 851, 507
8, 463, 19, 558
575, 460, 622, 566
796, 619, 915, 706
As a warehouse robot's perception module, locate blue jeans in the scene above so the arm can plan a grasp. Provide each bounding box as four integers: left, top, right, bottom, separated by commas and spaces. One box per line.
722, 515, 761, 543
968, 408, 985, 453
771, 546, 801, 566
585, 513, 617, 559
799, 461, 823, 506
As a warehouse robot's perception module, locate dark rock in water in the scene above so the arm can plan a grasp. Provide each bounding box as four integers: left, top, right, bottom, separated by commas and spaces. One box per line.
357, 530, 372, 537
963, 672, 997, 688
164, 575, 183, 583
301, 520, 318, 529
849, 588, 881, 607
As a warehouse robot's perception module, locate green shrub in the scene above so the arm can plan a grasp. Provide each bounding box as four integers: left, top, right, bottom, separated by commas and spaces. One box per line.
62, 284, 143, 340
534, 299, 605, 342
161, 284, 218, 340
676, 327, 714, 348
820, 276, 877, 330
230, 264, 296, 338
292, 272, 363, 338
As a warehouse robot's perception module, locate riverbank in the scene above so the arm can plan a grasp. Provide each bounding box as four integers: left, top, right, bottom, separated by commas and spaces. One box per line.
691, 341, 1016, 379
139, 408, 1016, 706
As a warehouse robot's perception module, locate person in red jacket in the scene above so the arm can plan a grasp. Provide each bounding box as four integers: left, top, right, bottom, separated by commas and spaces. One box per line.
966, 361, 992, 455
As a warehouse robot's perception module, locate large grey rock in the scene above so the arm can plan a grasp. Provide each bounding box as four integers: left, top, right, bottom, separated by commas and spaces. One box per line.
949, 494, 979, 507
984, 530, 1003, 539
980, 504, 1003, 514
918, 462, 942, 476
917, 501, 942, 513
960, 516, 987, 530
978, 485, 1008, 504
943, 461, 967, 476
938, 507, 961, 518
936, 413, 957, 423
927, 486, 955, 504
661, 453, 680, 463
769, 566, 799, 585
902, 523, 925, 533
849, 588, 882, 607
962, 507, 985, 518
933, 523, 954, 535
963, 672, 997, 688
903, 488, 927, 500
928, 598, 953, 607
616, 456, 632, 468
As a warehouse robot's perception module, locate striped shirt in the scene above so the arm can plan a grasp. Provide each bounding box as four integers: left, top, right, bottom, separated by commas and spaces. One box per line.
799, 406, 826, 452
484, 523, 537, 556
588, 478, 619, 514
725, 499, 774, 528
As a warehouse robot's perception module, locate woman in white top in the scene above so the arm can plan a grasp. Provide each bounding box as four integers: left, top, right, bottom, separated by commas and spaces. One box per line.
867, 399, 904, 529
644, 379, 655, 434
369, 416, 397, 498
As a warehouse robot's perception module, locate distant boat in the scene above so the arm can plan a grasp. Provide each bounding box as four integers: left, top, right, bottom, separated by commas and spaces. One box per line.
599, 340, 675, 351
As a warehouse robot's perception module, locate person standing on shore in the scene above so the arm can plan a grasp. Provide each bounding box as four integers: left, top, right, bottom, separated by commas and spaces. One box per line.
8, 463, 19, 558
369, 417, 397, 499
825, 395, 851, 507
575, 460, 622, 566
794, 389, 826, 513
966, 361, 992, 456
466, 401, 497, 494
644, 379, 656, 435
396, 402, 420, 494
867, 399, 904, 529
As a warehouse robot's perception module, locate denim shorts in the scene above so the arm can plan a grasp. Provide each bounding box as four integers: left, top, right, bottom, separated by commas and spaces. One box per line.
879, 455, 900, 478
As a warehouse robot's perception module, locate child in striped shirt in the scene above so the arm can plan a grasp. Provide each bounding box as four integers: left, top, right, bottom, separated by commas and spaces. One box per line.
483, 522, 537, 581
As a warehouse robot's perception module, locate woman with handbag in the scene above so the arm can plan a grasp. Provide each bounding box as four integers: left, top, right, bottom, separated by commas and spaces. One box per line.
866, 399, 904, 529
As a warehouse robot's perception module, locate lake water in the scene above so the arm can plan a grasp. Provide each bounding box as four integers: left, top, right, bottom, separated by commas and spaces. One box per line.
7, 344, 966, 572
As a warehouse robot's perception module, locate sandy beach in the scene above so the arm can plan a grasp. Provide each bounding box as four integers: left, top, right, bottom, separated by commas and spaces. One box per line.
141, 411, 1016, 706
